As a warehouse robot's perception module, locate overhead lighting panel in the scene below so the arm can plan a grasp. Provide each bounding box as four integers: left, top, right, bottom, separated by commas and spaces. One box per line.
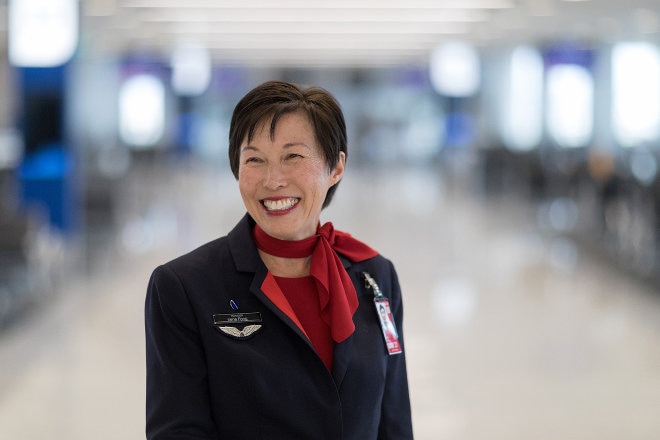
121, 0, 514, 9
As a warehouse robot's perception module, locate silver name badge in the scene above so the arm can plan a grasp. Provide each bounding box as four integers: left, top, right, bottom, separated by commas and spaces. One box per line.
213, 312, 263, 340
213, 312, 262, 325
363, 272, 402, 355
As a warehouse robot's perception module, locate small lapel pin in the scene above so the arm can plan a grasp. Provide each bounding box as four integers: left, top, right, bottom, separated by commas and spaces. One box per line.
229, 299, 239, 310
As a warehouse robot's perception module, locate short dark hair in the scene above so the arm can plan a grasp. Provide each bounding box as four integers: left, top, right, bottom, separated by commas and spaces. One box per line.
228, 80, 347, 208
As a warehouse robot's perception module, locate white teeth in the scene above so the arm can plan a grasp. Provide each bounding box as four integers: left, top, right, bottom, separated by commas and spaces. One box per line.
263, 198, 298, 211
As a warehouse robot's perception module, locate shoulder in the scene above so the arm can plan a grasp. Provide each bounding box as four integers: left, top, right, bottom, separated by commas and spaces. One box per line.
332, 227, 398, 279
148, 236, 233, 302
349, 252, 400, 292
163, 236, 230, 275
353, 252, 394, 272
157, 213, 257, 278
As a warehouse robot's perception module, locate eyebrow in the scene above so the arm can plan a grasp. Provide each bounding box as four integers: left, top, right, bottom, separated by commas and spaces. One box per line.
240, 142, 310, 153
283, 142, 311, 150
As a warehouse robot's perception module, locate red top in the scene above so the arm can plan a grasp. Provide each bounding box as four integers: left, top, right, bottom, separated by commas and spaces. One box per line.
274, 275, 334, 370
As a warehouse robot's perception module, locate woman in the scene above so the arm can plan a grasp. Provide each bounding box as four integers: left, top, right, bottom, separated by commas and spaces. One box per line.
145, 80, 413, 439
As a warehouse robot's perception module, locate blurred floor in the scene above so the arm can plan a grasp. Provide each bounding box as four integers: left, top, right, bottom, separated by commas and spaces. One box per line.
0, 159, 659, 439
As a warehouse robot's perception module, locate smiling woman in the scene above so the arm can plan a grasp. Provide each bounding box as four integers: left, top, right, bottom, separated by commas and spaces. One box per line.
145, 80, 413, 440
237, 111, 344, 242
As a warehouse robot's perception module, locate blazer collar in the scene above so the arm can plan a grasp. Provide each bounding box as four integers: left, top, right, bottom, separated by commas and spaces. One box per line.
227, 213, 261, 273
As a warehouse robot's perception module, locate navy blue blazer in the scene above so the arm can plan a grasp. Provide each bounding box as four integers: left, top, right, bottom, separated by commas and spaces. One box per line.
145, 214, 413, 439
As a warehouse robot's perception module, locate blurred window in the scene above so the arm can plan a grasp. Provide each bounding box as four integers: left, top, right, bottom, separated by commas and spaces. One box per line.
118, 74, 165, 148
503, 46, 544, 151
546, 64, 594, 148
429, 42, 481, 97
171, 43, 212, 97
611, 42, 660, 148
8, 0, 78, 67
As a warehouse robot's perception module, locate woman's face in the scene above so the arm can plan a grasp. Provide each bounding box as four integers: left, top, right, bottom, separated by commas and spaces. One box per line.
238, 111, 345, 241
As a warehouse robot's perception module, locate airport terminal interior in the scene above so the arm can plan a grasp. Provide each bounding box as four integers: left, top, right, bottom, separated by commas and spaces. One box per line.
2, 0, 660, 439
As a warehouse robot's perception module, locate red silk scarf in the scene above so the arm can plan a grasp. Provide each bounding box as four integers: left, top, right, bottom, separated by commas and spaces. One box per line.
253, 222, 378, 343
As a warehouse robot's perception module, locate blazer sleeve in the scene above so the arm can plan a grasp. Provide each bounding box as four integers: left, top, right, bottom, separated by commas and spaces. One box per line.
145, 265, 217, 439
378, 260, 414, 439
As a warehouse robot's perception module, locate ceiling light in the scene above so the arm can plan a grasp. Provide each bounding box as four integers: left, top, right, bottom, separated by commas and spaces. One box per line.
121, 0, 513, 9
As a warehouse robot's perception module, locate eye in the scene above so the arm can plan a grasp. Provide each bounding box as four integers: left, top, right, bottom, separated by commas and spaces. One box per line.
244, 156, 263, 165
285, 153, 303, 160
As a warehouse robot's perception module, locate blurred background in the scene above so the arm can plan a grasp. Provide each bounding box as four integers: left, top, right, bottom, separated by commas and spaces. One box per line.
1, 0, 660, 439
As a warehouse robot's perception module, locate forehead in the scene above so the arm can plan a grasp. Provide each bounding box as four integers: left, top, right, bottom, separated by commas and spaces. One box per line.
253, 111, 313, 136
244, 111, 314, 144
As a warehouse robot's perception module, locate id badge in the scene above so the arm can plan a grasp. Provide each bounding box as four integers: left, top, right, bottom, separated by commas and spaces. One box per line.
363, 272, 402, 355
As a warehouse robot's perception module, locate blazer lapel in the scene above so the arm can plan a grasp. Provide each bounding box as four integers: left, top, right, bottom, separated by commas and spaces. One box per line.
228, 214, 313, 346
331, 333, 354, 386
332, 256, 359, 386
248, 266, 313, 345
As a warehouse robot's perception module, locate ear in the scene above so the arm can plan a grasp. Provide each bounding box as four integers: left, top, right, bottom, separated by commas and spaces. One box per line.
330, 151, 346, 185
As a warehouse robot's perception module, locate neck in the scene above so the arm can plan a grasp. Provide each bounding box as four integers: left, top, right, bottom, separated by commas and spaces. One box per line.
258, 250, 311, 278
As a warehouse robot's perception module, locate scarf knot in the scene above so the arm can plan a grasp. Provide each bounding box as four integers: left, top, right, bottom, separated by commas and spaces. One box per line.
253, 222, 377, 342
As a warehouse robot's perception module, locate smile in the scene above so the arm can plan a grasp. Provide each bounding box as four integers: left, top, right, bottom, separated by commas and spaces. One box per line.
262, 197, 300, 211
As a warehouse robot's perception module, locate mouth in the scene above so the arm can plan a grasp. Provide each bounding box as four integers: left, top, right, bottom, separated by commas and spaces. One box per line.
261, 197, 300, 212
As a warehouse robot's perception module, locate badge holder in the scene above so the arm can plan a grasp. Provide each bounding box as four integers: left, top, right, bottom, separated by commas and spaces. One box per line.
363, 272, 402, 355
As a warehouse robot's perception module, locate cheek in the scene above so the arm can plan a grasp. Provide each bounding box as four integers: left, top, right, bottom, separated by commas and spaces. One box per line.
302, 161, 334, 189
306, 175, 334, 202
238, 179, 256, 202
238, 168, 258, 190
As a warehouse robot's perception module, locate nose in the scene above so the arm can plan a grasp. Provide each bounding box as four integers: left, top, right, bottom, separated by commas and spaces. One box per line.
263, 163, 287, 190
